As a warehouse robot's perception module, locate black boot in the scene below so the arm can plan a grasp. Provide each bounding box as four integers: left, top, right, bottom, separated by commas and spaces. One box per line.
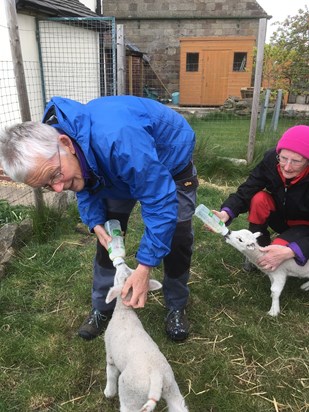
243, 257, 256, 272
78, 309, 113, 340
165, 309, 189, 342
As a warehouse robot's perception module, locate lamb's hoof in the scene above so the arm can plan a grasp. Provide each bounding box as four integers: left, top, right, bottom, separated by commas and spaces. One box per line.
300, 281, 309, 291
104, 387, 117, 398
267, 309, 279, 317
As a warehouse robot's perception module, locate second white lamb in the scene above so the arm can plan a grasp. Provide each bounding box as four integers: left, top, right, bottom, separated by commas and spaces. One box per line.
224, 229, 309, 316
103, 263, 189, 412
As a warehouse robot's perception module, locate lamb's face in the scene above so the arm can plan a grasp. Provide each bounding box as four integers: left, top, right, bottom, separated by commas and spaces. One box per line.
114, 264, 133, 287
225, 229, 261, 253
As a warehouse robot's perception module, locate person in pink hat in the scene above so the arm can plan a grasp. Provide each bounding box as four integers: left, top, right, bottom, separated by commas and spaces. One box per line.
213, 125, 309, 272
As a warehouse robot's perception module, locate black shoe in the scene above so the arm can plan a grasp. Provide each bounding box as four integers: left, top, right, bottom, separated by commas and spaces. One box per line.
78, 309, 113, 341
165, 309, 189, 342
243, 257, 257, 272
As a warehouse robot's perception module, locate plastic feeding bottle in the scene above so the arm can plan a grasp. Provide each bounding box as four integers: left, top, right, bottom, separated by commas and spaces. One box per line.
104, 219, 126, 267
194, 204, 229, 236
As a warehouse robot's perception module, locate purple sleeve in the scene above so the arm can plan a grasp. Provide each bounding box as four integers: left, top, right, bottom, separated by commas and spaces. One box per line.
288, 242, 307, 266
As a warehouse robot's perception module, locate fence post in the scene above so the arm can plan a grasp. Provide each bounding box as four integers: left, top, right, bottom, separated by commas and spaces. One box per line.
5, 0, 31, 122
259, 88, 271, 132
5, 0, 44, 212
117, 24, 126, 95
247, 18, 267, 164
271, 89, 282, 131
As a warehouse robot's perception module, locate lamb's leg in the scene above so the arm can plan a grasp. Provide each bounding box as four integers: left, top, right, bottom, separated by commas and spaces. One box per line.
118, 370, 145, 412
104, 361, 120, 398
300, 280, 309, 291
139, 399, 157, 412
267, 273, 287, 317
164, 381, 188, 412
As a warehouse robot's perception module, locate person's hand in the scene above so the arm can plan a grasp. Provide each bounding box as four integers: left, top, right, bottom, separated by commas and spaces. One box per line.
257, 245, 295, 271
121, 264, 151, 308
203, 209, 230, 233
93, 224, 111, 250
212, 210, 230, 223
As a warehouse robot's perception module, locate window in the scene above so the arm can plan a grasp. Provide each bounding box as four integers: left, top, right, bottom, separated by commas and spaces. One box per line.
186, 53, 199, 72
233, 52, 247, 71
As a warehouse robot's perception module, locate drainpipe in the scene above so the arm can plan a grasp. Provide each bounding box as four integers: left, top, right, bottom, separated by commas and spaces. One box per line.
96, 0, 102, 16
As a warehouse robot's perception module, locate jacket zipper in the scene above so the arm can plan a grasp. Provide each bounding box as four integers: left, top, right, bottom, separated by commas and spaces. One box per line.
283, 184, 288, 206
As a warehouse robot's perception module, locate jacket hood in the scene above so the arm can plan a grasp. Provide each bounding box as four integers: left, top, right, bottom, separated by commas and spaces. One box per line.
43, 96, 99, 172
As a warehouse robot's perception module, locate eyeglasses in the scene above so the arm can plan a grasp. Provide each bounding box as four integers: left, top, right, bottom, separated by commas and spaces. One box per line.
276, 154, 308, 169
42, 145, 64, 190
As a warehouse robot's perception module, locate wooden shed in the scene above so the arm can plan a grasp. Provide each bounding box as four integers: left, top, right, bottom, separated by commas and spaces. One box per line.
179, 36, 256, 106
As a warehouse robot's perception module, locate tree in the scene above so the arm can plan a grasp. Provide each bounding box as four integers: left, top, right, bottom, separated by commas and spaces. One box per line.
262, 44, 294, 92
268, 6, 309, 97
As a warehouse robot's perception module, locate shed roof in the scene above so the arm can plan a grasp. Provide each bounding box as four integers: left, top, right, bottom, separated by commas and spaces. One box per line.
16, 0, 98, 17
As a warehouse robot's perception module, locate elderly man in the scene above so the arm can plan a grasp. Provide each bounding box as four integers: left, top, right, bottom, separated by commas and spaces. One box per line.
0, 95, 198, 342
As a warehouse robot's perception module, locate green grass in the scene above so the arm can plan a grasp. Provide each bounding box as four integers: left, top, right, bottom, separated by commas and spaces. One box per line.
0, 116, 309, 411
0, 200, 31, 227
189, 112, 306, 159
1, 198, 308, 411
190, 113, 308, 184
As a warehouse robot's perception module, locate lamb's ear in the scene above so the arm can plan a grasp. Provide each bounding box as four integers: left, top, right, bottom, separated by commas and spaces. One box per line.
105, 285, 123, 304
254, 232, 262, 239
149, 279, 162, 291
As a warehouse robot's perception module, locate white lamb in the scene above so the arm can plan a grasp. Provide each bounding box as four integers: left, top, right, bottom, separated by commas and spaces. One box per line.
103, 263, 189, 412
224, 229, 309, 316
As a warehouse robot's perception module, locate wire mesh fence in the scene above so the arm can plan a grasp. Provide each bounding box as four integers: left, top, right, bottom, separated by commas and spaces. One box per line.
38, 17, 117, 104
0, 60, 44, 209
0, 14, 308, 212
0, 16, 116, 210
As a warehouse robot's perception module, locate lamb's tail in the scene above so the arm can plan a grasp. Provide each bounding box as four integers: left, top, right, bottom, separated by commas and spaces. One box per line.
139, 370, 163, 412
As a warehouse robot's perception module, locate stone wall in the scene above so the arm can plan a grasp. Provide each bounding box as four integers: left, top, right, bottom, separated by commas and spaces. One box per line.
103, 0, 268, 93
0, 220, 33, 279
103, 0, 267, 19
0, 192, 76, 279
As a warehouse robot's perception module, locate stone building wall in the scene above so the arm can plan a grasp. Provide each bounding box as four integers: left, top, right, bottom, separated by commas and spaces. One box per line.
103, 0, 267, 19
103, 0, 269, 94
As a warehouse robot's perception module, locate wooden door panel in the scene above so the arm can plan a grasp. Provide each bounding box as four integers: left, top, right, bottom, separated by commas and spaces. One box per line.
201, 50, 229, 105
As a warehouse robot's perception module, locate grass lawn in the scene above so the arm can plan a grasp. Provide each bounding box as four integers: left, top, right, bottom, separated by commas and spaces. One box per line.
189, 113, 304, 160
0, 115, 308, 411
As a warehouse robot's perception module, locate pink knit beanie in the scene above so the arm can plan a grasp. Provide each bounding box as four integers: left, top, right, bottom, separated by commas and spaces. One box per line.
276, 125, 309, 159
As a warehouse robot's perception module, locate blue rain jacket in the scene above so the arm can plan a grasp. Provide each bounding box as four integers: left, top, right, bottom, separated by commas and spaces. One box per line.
43, 95, 196, 266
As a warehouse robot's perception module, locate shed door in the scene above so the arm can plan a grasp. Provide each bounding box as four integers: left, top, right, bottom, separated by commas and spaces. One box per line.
201, 50, 229, 105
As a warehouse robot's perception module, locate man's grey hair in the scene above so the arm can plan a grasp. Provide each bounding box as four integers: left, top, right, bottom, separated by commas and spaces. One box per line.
0, 121, 60, 182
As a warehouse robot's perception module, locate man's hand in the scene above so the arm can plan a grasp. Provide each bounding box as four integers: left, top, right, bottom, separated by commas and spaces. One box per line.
121, 264, 151, 308
93, 224, 111, 250
257, 245, 295, 271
